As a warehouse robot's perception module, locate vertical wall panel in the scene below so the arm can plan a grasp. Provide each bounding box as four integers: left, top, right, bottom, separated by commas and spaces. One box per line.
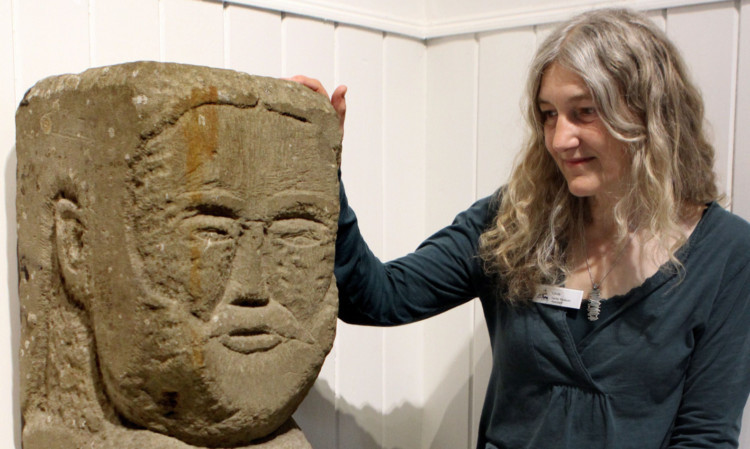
425, 36, 478, 227
334, 24, 386, 449
161, 0, 224, 67
91, 0, 160, 66
280, 14, 339, 449
472, 26, 536, 447
734, 0, 750, 221
423, 35, 478, 449
225, 5, 282, 77
281, 14, 335, 81
336, 26, 385, 255
14, 0, 90, 98
476, 28, 535, 196
666, 2, 738, 198
645, 8, 667, 30
1, 0, 16, 144
382, 33, 427, 449
1, 0, 17, 446
422, 302, 475, 449
382, 35, 427, 259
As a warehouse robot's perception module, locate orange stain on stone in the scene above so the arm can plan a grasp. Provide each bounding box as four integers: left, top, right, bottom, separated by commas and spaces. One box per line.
189, 244, 203, 311
185, 86, 219, 187
190, 327, 205, 368
185, 86, 219, 307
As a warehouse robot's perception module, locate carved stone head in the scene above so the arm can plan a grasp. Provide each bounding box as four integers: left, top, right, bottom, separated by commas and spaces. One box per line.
16, 62, 341, 448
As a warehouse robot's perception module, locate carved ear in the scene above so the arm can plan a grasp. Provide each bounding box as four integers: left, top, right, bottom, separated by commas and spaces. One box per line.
54, 198, 89, 306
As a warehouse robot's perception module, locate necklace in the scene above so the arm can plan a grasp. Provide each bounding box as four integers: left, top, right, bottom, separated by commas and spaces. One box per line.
581, 232, 633, 321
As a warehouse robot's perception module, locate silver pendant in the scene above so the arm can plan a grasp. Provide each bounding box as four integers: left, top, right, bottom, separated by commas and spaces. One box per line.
587, 285, 602, 321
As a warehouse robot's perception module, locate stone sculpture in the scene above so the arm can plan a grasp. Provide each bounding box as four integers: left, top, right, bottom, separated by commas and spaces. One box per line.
16, 62, 341, 449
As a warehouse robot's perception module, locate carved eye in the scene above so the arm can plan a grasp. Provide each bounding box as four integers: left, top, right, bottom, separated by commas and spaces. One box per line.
195, 225, 231, 241
268, 218, 330, 248
183, 215, 239, 243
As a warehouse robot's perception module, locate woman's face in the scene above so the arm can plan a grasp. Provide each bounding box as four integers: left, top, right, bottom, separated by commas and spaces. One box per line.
538, 63, 630, 202
84, 104, 338, 446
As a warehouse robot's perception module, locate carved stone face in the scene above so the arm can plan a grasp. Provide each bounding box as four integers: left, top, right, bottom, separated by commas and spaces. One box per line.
82, 104, 338, 446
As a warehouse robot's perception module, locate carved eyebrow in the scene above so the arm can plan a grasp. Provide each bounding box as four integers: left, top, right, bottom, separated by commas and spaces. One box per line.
193, 202, 237, 219
175, 190, 337, 224
269, 192, 337, 226
177, 190, 244, 217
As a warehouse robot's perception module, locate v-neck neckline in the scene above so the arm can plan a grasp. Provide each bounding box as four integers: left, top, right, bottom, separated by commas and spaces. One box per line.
535, 202, 717, 384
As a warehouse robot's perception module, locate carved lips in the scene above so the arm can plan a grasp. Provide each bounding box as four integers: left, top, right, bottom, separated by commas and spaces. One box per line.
220, 328, 283, 354
209, 302, 313, 354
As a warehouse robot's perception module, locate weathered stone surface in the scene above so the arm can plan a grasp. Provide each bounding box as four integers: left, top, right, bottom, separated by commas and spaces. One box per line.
16, 62, 341, 448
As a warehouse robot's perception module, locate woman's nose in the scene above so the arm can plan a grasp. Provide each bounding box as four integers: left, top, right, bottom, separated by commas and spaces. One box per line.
220, 222, 269, 307
550, 116, 580, 152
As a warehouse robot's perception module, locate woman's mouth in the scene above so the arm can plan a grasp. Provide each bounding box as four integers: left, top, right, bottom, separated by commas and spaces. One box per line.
564, 156, 595, 167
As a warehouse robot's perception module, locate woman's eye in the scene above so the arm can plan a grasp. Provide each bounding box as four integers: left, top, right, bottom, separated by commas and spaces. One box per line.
540, 110, 557, 123
577, 107, 598, 120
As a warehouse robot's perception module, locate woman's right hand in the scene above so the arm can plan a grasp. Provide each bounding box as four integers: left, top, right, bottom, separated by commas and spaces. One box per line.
287, 75, 347, 135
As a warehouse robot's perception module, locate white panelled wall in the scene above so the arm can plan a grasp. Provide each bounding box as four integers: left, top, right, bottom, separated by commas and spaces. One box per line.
1, 1, 748, 448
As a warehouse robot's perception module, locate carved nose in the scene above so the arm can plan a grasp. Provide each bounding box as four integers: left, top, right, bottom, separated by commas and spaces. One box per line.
221, 223, 269, 308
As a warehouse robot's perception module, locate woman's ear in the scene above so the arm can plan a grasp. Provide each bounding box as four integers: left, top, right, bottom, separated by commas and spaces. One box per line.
54, 197, 90, 307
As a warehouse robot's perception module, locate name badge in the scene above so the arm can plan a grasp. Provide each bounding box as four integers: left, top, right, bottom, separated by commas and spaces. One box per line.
533, 285, 583, 309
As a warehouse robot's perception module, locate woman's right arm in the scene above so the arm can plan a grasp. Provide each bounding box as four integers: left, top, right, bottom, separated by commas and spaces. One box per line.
334, 177, 494, 326
290, 75, 494, 326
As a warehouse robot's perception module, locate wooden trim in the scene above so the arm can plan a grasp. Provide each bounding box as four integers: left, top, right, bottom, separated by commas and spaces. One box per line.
217, 0, 427, 38
219, 0, 731, 39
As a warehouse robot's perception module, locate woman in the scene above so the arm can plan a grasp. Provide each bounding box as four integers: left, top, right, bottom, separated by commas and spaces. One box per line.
294, 8, 750, 449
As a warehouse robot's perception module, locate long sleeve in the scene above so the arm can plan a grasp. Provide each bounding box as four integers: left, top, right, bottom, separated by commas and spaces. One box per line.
667, 256, 750, 448
332, 181, 750, 448
334, 179, 496, 326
